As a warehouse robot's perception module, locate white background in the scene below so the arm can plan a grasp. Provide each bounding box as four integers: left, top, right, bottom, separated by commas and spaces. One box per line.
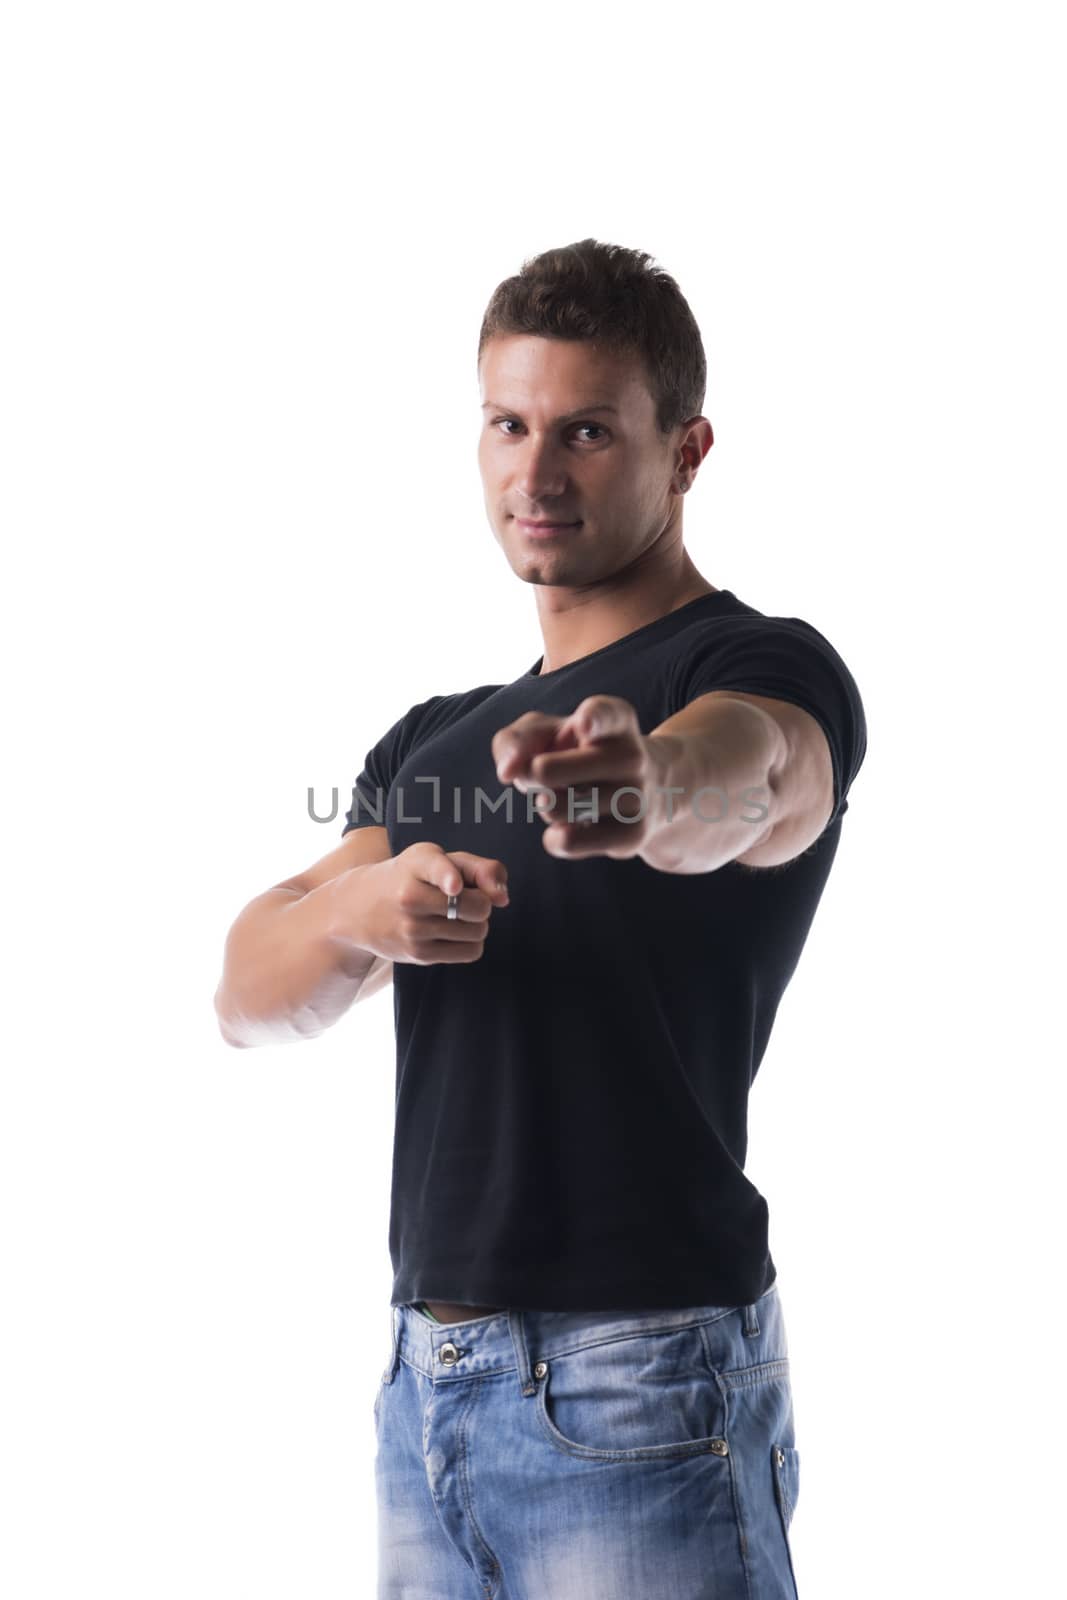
2, 2, 1062, 1595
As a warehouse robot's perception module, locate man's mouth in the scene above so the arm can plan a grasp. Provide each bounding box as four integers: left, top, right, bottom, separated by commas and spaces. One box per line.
515, 517, 582, 538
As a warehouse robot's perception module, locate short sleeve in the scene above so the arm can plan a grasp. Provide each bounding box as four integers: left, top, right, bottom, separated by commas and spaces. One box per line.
671, 615, 868, 828
342, 698, 436, 837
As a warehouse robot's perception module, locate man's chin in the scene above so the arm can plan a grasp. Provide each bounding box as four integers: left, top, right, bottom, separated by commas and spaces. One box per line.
511, 558, 578, 586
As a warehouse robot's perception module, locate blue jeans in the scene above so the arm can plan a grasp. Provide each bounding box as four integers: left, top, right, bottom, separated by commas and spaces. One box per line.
373, 1282, 800, 1597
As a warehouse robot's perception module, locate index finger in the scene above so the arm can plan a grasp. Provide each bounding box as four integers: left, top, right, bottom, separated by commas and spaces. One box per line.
493, 712, 566, 784
408, 845, 506, 908
444, 850, 510, 901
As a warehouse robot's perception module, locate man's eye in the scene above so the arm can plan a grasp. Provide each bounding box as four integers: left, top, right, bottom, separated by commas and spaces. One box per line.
493, 419, 606, 442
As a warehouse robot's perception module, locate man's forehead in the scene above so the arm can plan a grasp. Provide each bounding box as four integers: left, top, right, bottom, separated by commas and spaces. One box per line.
479, 398, 620, 421
478, 339, 651, 417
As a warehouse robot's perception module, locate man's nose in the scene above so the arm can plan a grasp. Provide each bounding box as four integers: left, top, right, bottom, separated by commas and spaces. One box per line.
513, 441, 570, 502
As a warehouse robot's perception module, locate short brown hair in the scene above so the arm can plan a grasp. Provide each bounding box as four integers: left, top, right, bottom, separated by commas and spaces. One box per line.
477, 238, 707, 438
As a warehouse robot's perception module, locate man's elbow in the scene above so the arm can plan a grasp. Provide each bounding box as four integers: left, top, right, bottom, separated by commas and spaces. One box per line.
214, 985, 252, 1049
218, 1020, 251, 1049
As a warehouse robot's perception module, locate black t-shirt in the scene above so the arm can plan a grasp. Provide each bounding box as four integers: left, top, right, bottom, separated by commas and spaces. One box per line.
342, 588, 867, 1311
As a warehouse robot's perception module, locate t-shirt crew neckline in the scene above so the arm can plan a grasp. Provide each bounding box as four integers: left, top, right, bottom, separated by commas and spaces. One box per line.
526, 588, 738, 678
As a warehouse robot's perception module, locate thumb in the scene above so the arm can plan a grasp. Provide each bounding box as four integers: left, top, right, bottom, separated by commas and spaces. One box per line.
409, 841, 466, 898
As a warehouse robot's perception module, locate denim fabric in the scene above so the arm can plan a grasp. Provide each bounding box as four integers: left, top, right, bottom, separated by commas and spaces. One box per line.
373, 1282, 800, 1598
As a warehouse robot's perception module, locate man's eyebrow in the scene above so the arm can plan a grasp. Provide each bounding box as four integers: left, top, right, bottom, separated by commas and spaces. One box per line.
480, 401, 619, 422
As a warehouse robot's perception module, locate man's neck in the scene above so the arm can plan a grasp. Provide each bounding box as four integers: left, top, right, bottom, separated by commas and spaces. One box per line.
534, 563, 718, 676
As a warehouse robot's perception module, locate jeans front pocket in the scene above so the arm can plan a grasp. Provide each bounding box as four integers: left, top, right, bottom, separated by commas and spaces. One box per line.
533, 1322, 731, 1462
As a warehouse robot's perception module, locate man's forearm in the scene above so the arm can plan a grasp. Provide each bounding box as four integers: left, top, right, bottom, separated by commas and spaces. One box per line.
640, 699, 787, 874
213, 870, 382, 1048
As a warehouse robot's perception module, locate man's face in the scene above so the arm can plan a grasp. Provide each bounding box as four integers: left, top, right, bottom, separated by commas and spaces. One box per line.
477, 334, 684, 589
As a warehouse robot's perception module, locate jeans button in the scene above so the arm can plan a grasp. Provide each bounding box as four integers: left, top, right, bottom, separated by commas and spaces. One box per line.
439, 1341, 459, 1366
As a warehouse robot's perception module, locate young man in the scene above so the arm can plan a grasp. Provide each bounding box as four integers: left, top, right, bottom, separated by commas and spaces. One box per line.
214, 239, 866, 1598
